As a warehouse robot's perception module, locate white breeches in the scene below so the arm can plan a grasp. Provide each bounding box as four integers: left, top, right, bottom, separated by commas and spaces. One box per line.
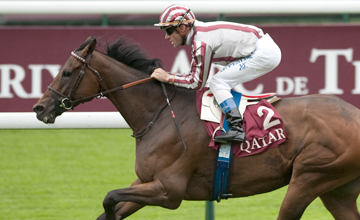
209, 33, 281, 104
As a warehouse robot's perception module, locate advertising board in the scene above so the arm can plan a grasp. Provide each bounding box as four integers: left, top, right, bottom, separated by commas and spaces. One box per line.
1, 25, 360, 113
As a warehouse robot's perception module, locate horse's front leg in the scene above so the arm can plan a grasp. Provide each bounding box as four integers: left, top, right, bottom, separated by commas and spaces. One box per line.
103, 178, 185, 220
96, 202, 144, 220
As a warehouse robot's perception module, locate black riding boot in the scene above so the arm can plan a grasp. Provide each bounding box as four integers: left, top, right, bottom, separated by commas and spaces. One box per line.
214, 107, 246, 143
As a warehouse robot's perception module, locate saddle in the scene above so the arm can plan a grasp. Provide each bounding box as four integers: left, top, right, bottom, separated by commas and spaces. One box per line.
200, 90, 280, 124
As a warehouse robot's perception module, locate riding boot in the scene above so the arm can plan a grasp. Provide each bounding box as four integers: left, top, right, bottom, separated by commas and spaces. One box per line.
214, 98, 246, 143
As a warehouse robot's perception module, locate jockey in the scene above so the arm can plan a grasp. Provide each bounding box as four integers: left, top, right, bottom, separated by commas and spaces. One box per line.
151, 4, 281, 143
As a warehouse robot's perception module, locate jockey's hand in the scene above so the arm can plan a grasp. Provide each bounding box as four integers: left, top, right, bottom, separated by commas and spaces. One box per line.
151, 68, 170, 83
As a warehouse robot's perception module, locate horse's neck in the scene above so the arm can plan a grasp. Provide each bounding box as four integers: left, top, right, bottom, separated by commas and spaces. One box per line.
93, 52, 164, 132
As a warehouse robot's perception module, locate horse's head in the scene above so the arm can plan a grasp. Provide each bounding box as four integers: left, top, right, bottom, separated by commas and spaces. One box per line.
33, 36, 101, 123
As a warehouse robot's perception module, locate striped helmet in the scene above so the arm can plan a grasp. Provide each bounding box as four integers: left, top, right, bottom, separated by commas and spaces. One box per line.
154, 4, 196, 28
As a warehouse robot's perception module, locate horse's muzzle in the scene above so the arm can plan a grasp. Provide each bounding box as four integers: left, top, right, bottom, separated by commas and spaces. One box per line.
33, 104, 56, 124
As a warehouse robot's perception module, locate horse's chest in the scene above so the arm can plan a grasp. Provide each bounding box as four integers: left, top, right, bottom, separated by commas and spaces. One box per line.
134, 158, 156, 182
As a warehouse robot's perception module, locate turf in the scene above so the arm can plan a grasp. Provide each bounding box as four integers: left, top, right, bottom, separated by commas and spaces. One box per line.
0, 129, 345, 219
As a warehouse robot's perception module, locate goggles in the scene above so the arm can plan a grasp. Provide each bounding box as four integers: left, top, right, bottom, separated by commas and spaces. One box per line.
161, 26, 177, 35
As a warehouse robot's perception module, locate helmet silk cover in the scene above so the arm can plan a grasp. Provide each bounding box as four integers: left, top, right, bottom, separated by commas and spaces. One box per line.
154, 4, 196, 28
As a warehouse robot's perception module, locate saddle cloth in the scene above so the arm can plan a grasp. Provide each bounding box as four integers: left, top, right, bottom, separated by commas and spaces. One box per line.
196, 89, 287, 158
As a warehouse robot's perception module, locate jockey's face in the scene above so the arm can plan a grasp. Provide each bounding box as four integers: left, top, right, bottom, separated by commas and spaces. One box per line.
163, 25, 188, 48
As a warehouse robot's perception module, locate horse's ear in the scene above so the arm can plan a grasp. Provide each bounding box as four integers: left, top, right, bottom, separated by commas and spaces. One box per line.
86, 35, 93, 41
73, 36, 97, 55
84, 37, 97, 56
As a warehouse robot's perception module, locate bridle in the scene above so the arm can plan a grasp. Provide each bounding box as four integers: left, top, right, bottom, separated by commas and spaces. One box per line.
47, 50, 184, 149
48, 51, 153, 115
47, 51, 104, 115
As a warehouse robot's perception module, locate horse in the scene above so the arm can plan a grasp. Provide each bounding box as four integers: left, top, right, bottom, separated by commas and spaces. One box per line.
33, 35, 360, 220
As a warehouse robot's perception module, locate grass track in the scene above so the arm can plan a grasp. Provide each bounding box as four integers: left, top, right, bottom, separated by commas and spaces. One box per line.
0, 129, 347, 219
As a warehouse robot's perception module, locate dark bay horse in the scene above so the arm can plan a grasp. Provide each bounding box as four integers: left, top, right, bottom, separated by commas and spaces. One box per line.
33, 36, 360, 220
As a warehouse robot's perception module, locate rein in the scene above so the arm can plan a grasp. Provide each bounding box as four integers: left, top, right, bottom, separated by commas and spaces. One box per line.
48, 51, 155, 113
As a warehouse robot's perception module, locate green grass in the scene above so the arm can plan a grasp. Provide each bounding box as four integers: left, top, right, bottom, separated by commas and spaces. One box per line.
0, 129, 344, 219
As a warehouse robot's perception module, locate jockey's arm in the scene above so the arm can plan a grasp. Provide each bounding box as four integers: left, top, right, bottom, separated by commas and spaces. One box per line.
151, 41, 212, 90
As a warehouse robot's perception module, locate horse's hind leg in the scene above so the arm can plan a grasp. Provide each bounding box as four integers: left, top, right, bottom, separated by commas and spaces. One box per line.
277, 143, 360, 220
320, 176, 360, 220
277, 182, 317, 220
320, 192, 359, 220
278, 171, 360, 220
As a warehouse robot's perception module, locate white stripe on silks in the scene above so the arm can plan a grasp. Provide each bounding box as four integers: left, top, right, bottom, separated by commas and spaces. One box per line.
193, 41, 203, 87
168, 9, 185, 22
160, 7, 171, 23
193, 41, 210, 90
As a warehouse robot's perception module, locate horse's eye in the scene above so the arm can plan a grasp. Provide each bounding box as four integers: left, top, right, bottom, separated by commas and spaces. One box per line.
62, 71, 71, 77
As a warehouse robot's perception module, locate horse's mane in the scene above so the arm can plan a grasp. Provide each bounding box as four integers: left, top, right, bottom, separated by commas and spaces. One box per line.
75, 36, 162, 74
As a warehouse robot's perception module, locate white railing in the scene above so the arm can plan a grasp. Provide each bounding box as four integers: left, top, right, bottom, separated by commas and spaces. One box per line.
1, 112, 128, 129
0, 1, 360, 15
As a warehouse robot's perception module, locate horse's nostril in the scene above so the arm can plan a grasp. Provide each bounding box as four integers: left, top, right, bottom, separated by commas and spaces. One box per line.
33, 105, 44, 113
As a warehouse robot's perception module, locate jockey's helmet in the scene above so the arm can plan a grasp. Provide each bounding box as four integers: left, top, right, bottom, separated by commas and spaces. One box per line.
154, 4, 196, 31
